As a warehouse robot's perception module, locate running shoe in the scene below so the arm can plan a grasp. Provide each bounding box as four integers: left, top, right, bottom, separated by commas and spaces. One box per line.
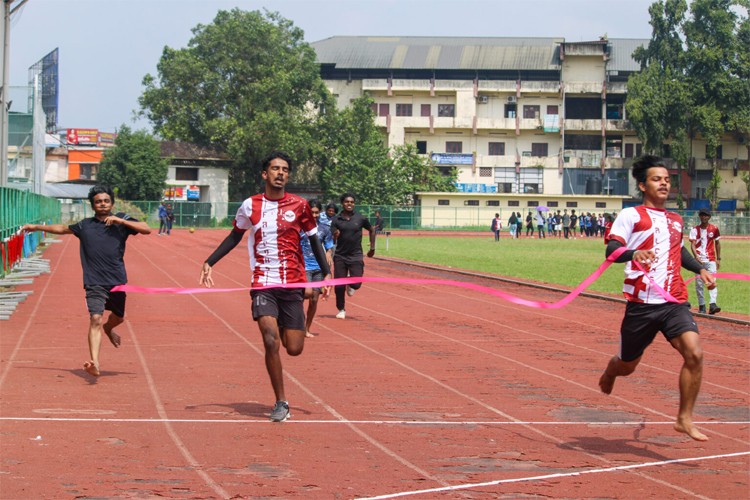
709, 304, 721, 315
335, 310, 346, 319
698, 305, 706, 314
270, 400, 290, 422
346, 285, 356, 297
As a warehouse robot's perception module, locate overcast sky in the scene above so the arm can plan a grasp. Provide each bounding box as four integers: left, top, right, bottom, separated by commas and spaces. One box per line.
9, 0, 655, 133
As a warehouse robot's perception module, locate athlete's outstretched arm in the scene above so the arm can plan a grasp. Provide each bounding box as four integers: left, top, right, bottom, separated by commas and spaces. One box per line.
200, 228, 245, 287
308, 233, 332, 298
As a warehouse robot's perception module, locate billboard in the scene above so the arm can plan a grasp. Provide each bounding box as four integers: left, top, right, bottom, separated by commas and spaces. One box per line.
28, 48, 59, 132
66, 128, 99, 145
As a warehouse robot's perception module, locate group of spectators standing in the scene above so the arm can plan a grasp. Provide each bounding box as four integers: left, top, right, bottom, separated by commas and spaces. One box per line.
504, 209, 614, 240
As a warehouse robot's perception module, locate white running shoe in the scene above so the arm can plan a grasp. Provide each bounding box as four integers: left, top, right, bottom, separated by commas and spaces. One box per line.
346, 285, 356, 297
335, 310, 346, 319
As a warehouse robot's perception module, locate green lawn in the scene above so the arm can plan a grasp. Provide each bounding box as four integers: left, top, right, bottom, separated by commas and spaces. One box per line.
377, 234, 750, 316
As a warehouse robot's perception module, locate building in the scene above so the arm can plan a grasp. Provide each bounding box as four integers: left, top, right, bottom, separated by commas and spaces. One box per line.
312, 36, 749, 214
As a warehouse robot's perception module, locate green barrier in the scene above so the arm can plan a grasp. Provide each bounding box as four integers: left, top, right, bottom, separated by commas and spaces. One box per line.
0, 186, 60, 278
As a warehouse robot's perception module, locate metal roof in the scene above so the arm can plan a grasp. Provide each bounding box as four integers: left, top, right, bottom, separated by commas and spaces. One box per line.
312, 37, 564, 71
607, 38, 648, 72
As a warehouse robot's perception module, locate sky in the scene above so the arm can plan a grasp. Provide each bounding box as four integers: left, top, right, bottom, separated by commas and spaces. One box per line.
9, 0, 656, 133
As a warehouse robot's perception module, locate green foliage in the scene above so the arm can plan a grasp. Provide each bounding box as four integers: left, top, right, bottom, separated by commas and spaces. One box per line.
97, 126, 169, 201
627, 0, 750, 161
139, 9, 334, 199
743, 172, 750, 210
320, 96, 457, 205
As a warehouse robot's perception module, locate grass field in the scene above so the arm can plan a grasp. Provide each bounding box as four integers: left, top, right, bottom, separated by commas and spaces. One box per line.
378, 234, 750, 316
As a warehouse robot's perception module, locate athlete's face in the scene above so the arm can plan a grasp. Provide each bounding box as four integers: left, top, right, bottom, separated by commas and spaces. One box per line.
342, 197, 355, 213
311, 206, 321, 221
91, 193, 113, 216
263, 158, 290, 190
638, 166, 670, 205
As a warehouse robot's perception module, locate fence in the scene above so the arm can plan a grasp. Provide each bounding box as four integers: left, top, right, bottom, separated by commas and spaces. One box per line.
1, 187, 60, 277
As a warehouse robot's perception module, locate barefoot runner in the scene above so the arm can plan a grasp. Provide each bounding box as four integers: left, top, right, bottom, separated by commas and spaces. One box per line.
22, 185, 151, 377
599, 155, 715, 441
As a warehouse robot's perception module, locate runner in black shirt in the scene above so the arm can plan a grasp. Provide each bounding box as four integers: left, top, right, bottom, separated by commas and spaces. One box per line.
329, 193, 376, 319
23, 185, 151, 377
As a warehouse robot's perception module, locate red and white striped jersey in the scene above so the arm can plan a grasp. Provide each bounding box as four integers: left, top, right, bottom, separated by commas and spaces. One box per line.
608, 206, 688, 304
234, 193, 317, 286
689, 224, 721, 263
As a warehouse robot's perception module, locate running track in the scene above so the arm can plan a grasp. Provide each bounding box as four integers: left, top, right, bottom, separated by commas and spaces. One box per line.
1, 230, 748, 498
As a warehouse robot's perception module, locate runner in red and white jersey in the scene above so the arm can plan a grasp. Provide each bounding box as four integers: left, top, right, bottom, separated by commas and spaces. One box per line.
599, 155, 716, 443
199, 151, 331, 423
608, 205, 688, 304
234, 192, 317, 287
689, 209, 722, 314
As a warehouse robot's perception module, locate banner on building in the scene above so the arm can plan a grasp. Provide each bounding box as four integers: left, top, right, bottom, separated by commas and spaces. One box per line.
66, 128, 99, 145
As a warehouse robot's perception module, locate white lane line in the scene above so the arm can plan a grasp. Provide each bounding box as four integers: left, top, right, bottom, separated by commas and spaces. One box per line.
357, 451, 750, 500
3, 417, 748, 425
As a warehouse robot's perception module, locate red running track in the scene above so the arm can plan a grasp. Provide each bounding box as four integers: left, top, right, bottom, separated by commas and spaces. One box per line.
1, 229, 748, 498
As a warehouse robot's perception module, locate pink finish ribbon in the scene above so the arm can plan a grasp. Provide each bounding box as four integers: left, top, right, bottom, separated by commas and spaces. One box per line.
112, 249, 748, 309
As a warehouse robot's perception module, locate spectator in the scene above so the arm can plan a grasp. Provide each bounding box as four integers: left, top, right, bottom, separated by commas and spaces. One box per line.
491, 213, 502, 242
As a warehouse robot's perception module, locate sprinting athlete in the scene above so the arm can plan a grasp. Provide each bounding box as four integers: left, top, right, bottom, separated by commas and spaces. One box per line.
599, 155, 715, 442
199, 151, 331, 422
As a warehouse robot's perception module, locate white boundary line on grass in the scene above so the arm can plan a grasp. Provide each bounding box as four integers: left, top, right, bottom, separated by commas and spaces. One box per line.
356, 451, 750, 499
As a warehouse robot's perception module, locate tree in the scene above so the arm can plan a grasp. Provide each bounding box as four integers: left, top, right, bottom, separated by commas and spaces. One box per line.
626, 0, 750, 207
97, 126, 169, 201
139, 9, 334, 199
320, 96, 456, 205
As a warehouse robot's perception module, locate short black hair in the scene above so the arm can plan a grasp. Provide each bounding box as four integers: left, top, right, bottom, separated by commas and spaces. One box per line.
325, 202, 338, 213
632, 155, 666, 184
88, 185, 115, 207
308, 198, 322, 211
340, 193, 356, 204
261, 151, 293, 172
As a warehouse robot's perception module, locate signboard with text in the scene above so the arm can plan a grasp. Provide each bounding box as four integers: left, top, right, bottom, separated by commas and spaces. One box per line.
66, 128, 99, 145
430, 153, 474, 165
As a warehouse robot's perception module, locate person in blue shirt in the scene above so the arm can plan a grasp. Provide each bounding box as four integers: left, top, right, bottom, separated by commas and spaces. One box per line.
300, 199, 335, 337
157, 202, 168, 235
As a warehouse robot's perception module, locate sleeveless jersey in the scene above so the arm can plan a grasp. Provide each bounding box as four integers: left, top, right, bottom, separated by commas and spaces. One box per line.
608, 206, 687, 304
234, 193, 317, 286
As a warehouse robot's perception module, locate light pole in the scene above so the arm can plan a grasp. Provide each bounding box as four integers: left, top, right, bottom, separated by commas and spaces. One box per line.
0, 0, 29, 187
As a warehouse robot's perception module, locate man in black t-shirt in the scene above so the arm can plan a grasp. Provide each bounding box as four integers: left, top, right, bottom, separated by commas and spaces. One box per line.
23, 185, 151, 377
329, 193, 376, 319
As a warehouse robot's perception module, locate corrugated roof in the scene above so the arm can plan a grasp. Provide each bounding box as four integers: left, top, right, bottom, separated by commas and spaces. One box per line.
312, 36, 564, 71
608, 38, 648, 72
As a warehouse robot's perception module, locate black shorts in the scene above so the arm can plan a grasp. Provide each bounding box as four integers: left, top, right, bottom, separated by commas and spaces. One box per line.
85, 285, 126, 317
619, 301, 698, 362
250, 288, 305, 330
306, 269, 325, 293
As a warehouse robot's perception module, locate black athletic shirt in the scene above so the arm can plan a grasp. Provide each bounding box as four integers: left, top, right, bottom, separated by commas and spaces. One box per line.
68, 214, 139, 287
330, 211, 372, 259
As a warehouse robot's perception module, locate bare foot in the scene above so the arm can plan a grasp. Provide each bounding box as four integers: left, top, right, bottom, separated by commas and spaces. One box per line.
83, 361, 100, 377
674, 420, 709, 441
104, 327, 121, 348
598, 370, 615, 394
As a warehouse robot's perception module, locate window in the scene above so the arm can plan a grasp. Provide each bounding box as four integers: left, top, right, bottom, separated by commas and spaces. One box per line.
566, 201, 578, 208
488, 142, 505, 156
524, 184, 540, 194
79, 164, 98, 180
438, 199, 450, 206
396, 104, 412, 117
464, 200, 479, 206
446, 141, 462, 153
505, 104, 516, 118
547, 201, 559, 207
370, 103, 378, 115
421, 104, 431, 117
523, 105, 540, 119
546, 105, 559, 115
438, 104, 455, 117
416, 141, 427, 154
479, 167, 492, 177
176, 167, 199, 181
498, 183, 514, 193
595, 202, 607, 208
625, 143, 634, 158
531, 143, 548, 157
486, 200, 500, 206
508, 200, 520, 207
378, 103, 389, 117
527, 200, 539, 207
